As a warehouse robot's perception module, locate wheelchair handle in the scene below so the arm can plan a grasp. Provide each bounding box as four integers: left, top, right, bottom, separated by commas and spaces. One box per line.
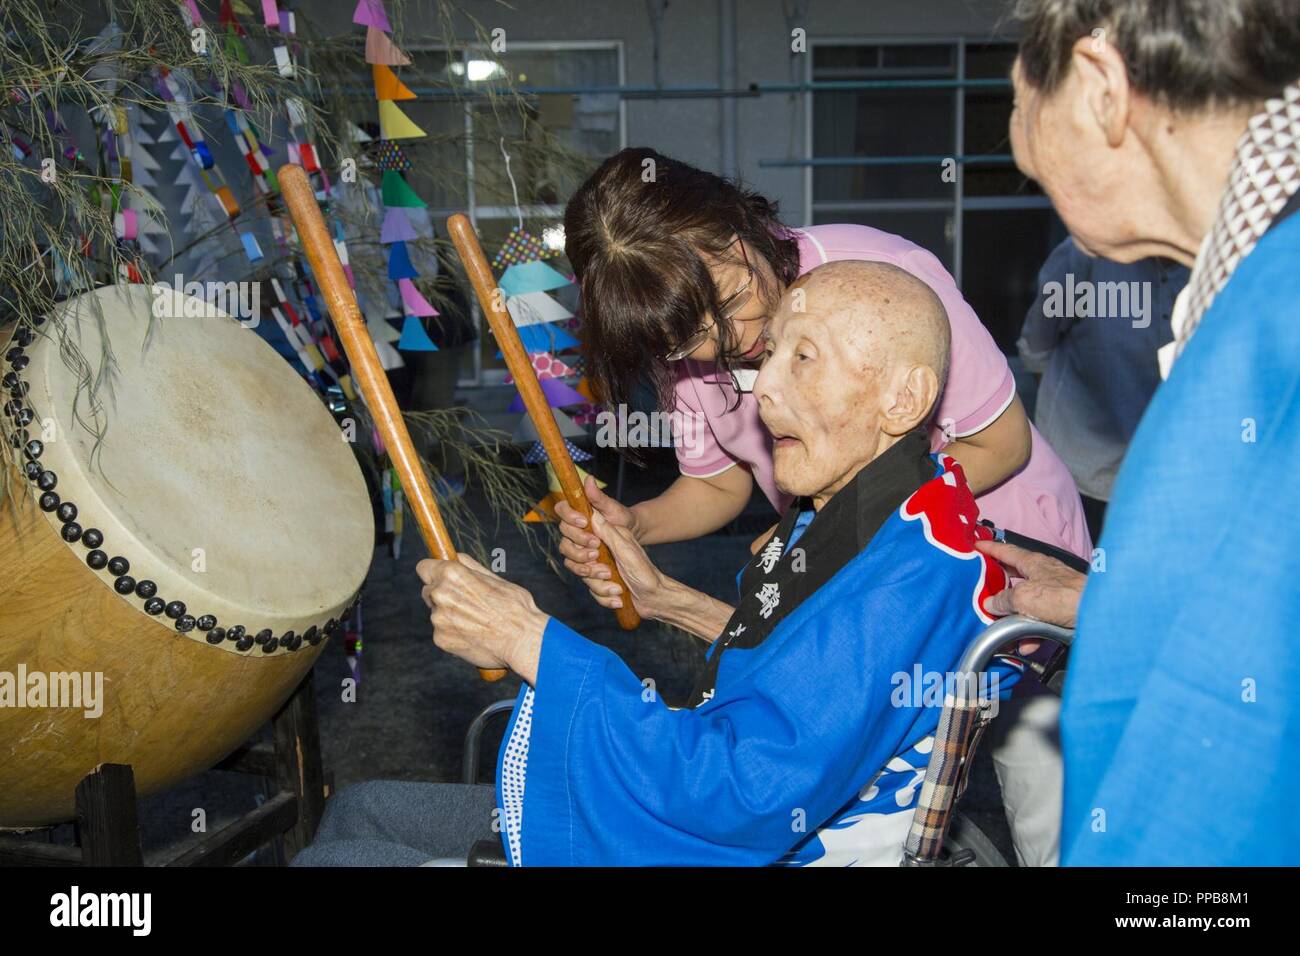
955, 615, 1074, 676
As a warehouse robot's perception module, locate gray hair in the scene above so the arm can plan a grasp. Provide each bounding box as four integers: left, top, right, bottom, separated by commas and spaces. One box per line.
1013, 0, 1300, 111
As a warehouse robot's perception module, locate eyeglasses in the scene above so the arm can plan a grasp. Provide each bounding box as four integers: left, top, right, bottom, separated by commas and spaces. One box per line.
663, 241, 755, 362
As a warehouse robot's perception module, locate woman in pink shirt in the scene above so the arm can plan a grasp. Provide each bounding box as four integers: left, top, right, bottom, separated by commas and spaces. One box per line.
560, 147, 1091, 559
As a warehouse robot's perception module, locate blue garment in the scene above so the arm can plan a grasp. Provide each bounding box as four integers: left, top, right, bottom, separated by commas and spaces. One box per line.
1060, 212, 1300, 865
1020, 239, 1188, 501
495, 455, 1012, 866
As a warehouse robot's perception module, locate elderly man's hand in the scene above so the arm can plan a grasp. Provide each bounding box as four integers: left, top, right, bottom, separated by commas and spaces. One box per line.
975, 539, 1086, 628
416, 554, 548, 684
579, 509, 674, 620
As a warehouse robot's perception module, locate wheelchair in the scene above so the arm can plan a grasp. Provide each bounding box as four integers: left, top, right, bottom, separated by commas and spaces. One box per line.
455, 614, 1074, 867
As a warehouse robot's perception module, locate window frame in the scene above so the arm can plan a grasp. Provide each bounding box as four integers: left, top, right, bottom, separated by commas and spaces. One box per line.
804, 35, 1052, 288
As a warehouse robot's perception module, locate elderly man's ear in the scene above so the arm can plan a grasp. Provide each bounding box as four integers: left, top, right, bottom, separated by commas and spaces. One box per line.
880, 364, 941, 437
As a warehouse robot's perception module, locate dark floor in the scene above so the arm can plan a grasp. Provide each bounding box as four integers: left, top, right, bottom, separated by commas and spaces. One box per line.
20, 390, 1017, 865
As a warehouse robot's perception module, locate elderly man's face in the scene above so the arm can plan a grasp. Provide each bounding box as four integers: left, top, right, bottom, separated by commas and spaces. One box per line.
753, 287, 885, 504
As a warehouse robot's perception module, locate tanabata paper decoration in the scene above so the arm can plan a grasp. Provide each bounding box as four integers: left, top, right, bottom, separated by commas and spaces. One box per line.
510, 321, 580, 354
381, 170, 426, 207
508, 377, 589, 412
240, 232, 264, 261
114, 210, 138, 240
498, 260, 571, 297
576, 377, 596, 401
397, 278, 438, 316
491, 225, 557, 269
506, 290, 575, 328
523, 492, 561, 523
353, 0, 392, 31
387, 240, 419, 280
397, 315, 438, 351
514, 407, 585, 442
380, 207, 419, 243
533, 352, 579, 379
548, 461, 605, 494
372, 63, 416, 100
274, 45, 295, 77
525, 461, 606, 522
523, 439, 591, 465
377, 100, 425, 141
374, 338, 405, 370
369, 139, 412, 172
366, 27, 411, 66
570, 405, 599, 427
503, 352, 579, 384
368, 318, 402, 343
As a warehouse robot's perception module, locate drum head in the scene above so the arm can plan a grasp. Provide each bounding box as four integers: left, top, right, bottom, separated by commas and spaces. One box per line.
20, 285, 372, 649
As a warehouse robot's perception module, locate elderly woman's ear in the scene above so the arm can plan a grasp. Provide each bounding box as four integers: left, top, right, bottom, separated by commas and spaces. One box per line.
1068, 34, 1132, 148
880, 364, 942, 437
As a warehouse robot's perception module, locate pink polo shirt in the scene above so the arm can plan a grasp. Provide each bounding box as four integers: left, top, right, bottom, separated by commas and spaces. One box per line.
673, 224, 1092, 558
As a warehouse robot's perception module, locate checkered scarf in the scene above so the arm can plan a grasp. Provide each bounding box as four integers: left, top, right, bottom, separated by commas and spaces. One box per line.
1172, 82, 1300, 365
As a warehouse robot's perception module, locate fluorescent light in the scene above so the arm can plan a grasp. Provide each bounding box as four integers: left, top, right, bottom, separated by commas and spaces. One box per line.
466, 59, 503, 82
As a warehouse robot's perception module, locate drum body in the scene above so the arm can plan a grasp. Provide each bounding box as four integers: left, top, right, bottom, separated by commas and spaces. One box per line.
0, 286, 373, 827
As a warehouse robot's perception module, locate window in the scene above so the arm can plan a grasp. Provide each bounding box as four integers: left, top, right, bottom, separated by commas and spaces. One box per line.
809, 39, 1059, 352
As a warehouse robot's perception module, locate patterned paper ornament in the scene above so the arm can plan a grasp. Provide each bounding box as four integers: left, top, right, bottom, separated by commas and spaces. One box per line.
367, 138, 412, 172
492, 225, 557, 269
523, 439, 591, 465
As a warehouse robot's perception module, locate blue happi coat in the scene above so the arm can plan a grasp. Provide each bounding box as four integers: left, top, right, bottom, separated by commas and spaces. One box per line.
496, 453, 1010, 865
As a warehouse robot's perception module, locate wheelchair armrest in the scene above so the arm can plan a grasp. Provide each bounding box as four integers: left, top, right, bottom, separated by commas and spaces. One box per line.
467, 839, 509, 867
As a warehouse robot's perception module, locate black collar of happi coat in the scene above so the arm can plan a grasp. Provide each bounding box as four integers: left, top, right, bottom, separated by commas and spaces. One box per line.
685, 429, 935, 708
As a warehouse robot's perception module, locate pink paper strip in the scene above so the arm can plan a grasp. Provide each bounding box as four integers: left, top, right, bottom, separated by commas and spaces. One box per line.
116, 210, 138, 241
398, 278, 438, 317
352, 0, 392, 32
181, 0, 203, 27
262, 0, 280, 29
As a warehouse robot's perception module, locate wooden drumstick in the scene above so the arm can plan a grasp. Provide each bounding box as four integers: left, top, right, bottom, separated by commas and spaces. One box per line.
446, 214, 641, 631
279, 166, 507, 681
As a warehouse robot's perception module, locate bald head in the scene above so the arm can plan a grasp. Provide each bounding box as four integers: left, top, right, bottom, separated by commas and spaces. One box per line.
753, 260, 952, 507
787, 260, 950, 400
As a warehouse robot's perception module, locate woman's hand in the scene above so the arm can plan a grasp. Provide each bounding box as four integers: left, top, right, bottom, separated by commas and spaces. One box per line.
975, 539, 1086, 628
556, 474, 640, 570
416, 554, 548, 684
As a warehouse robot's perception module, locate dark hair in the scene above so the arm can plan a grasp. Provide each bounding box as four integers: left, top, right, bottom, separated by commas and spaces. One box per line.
563, 147, 801, 418
1014, 0, 1300, 111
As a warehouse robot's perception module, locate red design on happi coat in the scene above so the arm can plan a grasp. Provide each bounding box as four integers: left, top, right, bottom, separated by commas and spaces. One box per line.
901, 456, 1007, 622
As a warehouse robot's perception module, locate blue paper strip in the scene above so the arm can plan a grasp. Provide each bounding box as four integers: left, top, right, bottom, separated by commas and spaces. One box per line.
397, 315, 439, 351
240, 232, 263, 262
191, 140, 215, 169
387, 241, 419, 281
